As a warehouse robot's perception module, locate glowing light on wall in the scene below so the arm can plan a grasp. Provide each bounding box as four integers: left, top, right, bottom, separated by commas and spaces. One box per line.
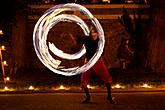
33, 3, 105, 76
1, 45, 5, 50
59, 85, 65, 90
0, 30, 3, 35
87, 84, 96, 89
112, 84, 125, 89
54, 85, 70, 90
114, 84, 121, 89
28, 86, 35, 90
141, 83, 152, 88
6, 77, 10, 81
3, 61, 7, 66
4, 86, 9, 91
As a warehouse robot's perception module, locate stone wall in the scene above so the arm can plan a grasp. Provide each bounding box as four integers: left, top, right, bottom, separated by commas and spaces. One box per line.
11, 4, 150, 71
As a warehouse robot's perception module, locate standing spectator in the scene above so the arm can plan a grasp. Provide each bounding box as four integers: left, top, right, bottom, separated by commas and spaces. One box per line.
117, 38, 134, 69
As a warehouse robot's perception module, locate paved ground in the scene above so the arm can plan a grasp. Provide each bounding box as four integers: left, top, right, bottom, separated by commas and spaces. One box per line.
0, 92, 165, 110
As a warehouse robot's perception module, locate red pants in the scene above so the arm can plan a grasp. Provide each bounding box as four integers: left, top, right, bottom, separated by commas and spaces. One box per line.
81, 59, 112, 88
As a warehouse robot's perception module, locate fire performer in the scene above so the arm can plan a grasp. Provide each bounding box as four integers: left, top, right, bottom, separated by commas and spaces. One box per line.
78, 29, 117, 104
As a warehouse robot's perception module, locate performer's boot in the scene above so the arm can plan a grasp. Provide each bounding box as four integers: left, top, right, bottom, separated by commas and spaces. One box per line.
106, 83, 117, 104
82, 87, 91, 103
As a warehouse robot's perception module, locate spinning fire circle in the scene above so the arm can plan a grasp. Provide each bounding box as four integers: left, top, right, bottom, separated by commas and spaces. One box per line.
33, 3, 105, 76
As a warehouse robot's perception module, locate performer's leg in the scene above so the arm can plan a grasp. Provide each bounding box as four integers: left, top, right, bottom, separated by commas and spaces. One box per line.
106, 83, 117, 104
93, 59, 117, 104
81, 68, 93, 103
93, 59, 112, 85
82, 87, 90, 103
